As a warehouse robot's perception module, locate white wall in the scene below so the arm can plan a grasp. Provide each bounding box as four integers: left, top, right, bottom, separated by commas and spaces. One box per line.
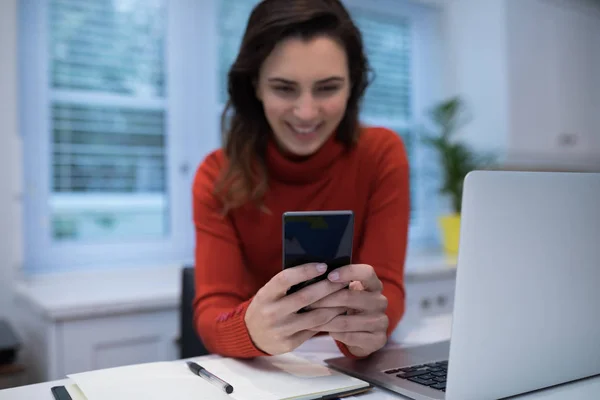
506, 0, 600, 167
0, 0, 23, 323
440, 0, 510, 156
439, 0, 600, 167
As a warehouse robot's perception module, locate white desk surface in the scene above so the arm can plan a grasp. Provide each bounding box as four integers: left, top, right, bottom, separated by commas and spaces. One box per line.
1, 314, 599, 400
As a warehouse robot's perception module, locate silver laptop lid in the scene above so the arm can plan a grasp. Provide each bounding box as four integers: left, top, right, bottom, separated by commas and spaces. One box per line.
446, 171, 600, 400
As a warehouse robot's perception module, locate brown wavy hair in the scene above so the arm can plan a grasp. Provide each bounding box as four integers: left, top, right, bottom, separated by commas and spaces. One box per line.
215, 0, 371, 213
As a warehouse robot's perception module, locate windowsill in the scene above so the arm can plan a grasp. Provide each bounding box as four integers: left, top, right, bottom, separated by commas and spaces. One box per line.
14, 265, 182, 322
14, 250, 455, 322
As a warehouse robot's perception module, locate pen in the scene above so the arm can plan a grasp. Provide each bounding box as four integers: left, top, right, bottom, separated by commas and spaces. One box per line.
186, 361, 234, 394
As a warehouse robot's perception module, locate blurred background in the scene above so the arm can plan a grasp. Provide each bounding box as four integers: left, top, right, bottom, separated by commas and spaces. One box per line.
0, 0, 598, 389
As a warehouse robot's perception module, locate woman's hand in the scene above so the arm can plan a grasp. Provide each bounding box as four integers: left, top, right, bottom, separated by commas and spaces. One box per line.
244, 262, 348, 355
308, 264, 389, 357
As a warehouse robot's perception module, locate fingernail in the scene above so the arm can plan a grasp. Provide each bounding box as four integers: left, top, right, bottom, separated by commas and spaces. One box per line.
316, 263, 327, 273
329, 271, 339, 281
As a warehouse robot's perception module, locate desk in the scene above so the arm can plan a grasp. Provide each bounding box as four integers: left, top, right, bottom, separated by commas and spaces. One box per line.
1, 315, 599, 400
1, 353, 599, 399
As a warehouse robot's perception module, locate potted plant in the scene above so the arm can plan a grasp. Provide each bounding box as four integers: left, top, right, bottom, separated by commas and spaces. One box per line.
422, 97, 494, 256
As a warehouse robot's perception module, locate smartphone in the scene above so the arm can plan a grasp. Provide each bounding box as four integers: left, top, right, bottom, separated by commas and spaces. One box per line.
282, 210, 354, 297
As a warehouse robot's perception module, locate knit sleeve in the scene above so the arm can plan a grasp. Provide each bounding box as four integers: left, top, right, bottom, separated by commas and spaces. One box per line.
191, 152, 268, 358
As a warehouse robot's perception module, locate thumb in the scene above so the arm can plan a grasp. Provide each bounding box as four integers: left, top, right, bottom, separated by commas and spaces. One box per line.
349, 281, 365, 291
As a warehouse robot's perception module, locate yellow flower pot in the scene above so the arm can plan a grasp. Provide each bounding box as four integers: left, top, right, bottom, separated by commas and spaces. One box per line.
438, 214, 461, 257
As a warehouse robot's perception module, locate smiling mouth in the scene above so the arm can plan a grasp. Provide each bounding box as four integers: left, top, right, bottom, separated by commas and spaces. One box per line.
287, 122, 323, 136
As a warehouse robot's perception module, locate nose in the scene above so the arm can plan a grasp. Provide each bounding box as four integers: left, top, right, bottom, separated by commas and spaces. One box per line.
292, 93, 319, 122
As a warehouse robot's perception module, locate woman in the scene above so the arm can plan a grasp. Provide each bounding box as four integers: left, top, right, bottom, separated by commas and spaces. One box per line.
192, 0, 410, 359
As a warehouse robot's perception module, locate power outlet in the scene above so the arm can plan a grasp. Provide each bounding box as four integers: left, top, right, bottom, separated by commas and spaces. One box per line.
406, 278, 455, 319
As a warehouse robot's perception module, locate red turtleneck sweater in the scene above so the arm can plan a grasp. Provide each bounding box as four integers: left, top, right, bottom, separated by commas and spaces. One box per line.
192, 126, 410, 358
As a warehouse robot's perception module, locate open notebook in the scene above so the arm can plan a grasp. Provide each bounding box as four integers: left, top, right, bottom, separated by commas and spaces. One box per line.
56, 353, 371, 400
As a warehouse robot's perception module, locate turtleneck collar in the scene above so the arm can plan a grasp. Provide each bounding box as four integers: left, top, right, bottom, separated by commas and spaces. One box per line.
265, 133, 346, 184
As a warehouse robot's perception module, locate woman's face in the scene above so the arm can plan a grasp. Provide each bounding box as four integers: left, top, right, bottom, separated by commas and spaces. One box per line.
256, 36, 351, 157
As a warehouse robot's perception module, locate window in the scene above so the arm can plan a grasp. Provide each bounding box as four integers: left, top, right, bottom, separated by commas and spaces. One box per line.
19, 0, 203, 272
350, 10, 416, 218
49, 0, 168, 242
20, 0, 440, 273
216, 0, 442, 247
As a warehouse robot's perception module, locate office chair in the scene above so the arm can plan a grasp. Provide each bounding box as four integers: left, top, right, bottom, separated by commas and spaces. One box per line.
179, 266, 210, 358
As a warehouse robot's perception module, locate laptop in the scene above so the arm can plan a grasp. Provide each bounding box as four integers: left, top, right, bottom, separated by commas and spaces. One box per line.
325, 171, 600, 400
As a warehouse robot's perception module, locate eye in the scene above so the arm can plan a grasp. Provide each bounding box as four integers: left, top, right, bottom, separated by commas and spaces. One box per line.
273, 86, 295, 94
319, 85, 339, 91
316, 85, 340, 94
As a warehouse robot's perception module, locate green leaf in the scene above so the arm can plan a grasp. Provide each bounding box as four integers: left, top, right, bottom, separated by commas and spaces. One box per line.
422, 97, 496, 213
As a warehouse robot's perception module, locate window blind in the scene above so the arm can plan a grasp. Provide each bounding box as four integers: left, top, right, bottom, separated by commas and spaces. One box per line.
351, 10, 416, 220
352, 12, 412, 121
217, 0, 261, 104
51, 104, 166, 193
49, 0, 168, 241
50, 0, 166, 95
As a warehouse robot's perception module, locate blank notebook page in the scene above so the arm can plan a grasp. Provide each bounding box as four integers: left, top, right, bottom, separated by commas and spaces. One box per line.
196, 353, 369, 400
68, 361, 232, 400
67, 354, 369, 400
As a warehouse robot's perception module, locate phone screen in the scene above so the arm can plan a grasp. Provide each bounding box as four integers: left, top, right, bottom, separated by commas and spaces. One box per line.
282, 211, 354, 297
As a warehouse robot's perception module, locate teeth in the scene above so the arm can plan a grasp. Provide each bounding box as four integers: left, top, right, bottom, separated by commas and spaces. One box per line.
292, 125, 318, 134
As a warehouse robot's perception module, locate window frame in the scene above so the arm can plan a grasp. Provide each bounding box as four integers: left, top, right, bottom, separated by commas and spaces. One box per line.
18, 0, 218, 273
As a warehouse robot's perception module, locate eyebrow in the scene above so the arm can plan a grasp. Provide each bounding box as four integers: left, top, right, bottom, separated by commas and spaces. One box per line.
267, 76, 346, 85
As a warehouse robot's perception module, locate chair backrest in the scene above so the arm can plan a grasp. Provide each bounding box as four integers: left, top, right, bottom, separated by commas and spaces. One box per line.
179, 266, 210, 358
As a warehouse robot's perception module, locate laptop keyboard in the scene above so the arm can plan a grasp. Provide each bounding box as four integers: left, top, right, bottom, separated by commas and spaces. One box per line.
383, 360, 448, 392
